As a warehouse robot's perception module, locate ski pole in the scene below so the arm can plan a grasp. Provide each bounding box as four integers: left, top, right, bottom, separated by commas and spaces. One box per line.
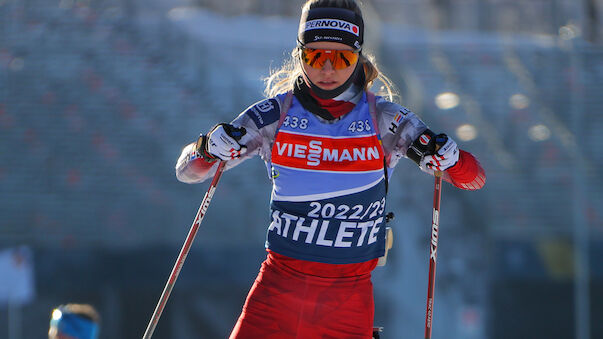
424, 171, 443, 339
143, 161, 227, 339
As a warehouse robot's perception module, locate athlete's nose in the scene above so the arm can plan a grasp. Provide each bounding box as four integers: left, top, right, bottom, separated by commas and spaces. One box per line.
321, 60, 335, 73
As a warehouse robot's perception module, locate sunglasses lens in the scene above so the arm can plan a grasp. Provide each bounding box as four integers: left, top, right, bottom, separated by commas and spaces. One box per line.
302, 48, 358, 70
335, 50, 358, 69
302, 48, 325, 68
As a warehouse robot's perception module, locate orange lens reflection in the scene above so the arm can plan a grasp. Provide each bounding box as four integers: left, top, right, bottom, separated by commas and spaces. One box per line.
301, 48, 359, 70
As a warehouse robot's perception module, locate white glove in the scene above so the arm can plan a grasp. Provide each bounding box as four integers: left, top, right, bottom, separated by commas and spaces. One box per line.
420, 136, 459, 171
203, 123, 247, 161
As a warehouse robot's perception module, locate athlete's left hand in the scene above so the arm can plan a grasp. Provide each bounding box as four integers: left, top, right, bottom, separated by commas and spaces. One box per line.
420, 134, 459, 171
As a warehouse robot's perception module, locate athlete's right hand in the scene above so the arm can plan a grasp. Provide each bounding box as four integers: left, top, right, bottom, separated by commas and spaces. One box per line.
197, 123, 247, 161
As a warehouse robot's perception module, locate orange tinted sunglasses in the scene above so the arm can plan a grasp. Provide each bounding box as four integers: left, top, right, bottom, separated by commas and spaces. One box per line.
301, 47, 360, 70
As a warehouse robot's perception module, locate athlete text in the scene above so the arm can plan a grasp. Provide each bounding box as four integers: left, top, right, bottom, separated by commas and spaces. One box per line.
268, 210, 384, 248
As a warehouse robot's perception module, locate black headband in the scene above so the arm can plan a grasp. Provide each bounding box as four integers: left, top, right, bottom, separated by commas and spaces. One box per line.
298, 7, 364, 50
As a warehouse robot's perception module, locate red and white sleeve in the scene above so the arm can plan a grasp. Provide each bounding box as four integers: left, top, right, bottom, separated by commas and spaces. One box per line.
175, 143, 219, 184
443, 150, 486, 190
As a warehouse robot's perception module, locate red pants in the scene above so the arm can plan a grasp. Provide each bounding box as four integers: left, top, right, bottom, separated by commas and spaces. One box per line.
230, 252, 375, 339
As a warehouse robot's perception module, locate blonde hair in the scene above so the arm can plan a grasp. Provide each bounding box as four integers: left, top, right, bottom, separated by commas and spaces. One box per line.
263, 0, 397, 101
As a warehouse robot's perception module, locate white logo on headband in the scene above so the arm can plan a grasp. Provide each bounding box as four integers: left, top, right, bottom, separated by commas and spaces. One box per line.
304, 19, 360, 37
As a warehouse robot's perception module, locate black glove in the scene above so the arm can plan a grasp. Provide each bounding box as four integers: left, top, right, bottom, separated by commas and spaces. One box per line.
406, 129, 450, 166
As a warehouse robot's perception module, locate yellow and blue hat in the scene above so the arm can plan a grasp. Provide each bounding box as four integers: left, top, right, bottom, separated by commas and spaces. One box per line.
49, 306, 99, 339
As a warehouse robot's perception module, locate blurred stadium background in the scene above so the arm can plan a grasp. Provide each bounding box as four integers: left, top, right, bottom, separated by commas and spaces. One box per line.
1, 0, 602, 338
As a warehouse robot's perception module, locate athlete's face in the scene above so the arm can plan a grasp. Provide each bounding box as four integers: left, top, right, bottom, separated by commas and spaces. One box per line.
301, 41, 359, 91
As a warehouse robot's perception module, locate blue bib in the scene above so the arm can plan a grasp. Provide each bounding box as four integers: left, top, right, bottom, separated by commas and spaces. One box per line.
266, 92, 387, 264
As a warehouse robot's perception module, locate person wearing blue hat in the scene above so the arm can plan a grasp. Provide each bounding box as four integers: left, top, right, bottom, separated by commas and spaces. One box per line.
48, 304, 100, 339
